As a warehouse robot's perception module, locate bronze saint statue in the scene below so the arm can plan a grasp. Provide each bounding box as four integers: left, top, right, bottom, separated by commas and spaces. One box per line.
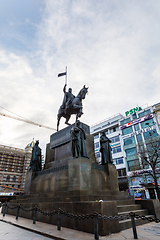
61, 84, 75, 113
29, 140, 42, 171
57, 85, 88, 131
100, 132, 112, 165
70, 120, 88, 158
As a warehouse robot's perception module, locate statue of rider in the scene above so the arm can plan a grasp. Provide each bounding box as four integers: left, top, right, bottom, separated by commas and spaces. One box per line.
61, 84, 75, 113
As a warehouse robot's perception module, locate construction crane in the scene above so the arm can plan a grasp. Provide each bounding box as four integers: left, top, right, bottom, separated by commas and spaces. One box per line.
0, 112, 57, 131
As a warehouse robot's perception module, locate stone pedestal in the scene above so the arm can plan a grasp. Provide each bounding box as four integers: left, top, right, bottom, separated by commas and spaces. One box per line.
24, 171, 35, 195
7, 123, 127, 236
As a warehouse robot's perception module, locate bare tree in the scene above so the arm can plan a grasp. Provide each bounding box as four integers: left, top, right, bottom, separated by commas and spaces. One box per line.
138, 136, 160, 200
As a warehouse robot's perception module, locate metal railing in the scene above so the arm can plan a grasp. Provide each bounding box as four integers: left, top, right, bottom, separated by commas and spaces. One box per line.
0, 202, 160, 240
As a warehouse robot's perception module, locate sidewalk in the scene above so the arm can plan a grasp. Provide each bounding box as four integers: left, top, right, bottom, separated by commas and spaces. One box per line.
1, 211, 160, 239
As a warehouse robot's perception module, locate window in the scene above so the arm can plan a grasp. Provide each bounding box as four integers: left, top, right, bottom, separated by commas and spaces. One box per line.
13, 176, 16, 182
94, 142, 100, 149
113, 157, 123, 165
111, 120, 118, 124
110, 127, 117, 133
143, 129, 158, 140
117, 168, 126, 177
94, 135, 99, 139
139, 109, 151, 117
120, 118, 131, 125
105, 130, 108, 135
94, 127, 101, 131
122, 126, 133, 135
134, 124, 140, 131
6, 175, 10, 182
127, 159, 141, 171
142, 159, 149, 169
132, 113, 137, 119
112, 146, 121, 154
110, 135, 120, 143
123, 136, 135, 146
141, 119, 154, 129
102, 123, 110, 128
95, 152, 100, 158
125, 147, 137, 157
136, 134, 142, 142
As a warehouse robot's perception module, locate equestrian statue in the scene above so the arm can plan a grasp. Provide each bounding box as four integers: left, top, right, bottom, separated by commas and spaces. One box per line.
57, 84, 88, 131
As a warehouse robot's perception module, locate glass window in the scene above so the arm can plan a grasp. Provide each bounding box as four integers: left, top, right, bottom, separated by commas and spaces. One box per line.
122, 126, 133, 135
110, 127, 117, 133
94, 142, 100, 149
13, 176, 16, 182
6, 175, 10, 182
141, 119, 154, 129
143, 129, 158, 140
113, 157, 123, 165
117, 168, 126, 177
110, 135, 120, 143
95, 152, 100, 158
136, 134, 142, 142
124, 136, 135, 146
105, 130, 108, 135
112, 146, 121, 154
94, 127, 101, 131
127, 159, 141, 171
120, 118, 131, 125
94, 135, 99, 139
142, 159, 149, 169
139, 109, 151, 117
134, 124, 140, 131
125, 147, 137, 157
132, 113, 137, 119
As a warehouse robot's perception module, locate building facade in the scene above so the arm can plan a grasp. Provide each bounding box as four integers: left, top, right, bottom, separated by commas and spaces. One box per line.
0, 141, 33, 193
90, 104, 160, 199
90, 113, 128, 191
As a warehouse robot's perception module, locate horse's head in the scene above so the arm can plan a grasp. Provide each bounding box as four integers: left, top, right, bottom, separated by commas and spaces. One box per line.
77, 85, 89, 100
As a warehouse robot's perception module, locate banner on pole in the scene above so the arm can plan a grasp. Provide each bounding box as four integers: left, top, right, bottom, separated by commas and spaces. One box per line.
58, 72, 66, 77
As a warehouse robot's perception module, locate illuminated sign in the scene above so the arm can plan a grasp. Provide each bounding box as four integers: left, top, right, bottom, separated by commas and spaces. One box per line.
0, 192, 13, 196
125, 107, 142, 116
120, 113, 154, 130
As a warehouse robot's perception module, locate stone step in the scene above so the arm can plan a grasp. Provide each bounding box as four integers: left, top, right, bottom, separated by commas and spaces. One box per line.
118, 209, 148, 217
119, 215, 155, 231
116, 199, 135, 206
117, 204, 141, 212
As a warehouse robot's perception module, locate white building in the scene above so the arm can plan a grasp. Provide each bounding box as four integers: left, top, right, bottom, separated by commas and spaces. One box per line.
90, 113, 128, 191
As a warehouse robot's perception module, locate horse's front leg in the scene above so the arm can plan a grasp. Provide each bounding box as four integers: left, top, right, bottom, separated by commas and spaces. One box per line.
65, 115, 71, 125
57, 115, 61, 131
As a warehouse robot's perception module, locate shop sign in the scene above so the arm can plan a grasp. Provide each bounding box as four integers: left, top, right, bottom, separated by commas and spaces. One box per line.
120, 113, 154, 130
125, 107, 142, 116
130, 185, 145, 190
122, 125, 156, 139
0, 192, 13, 196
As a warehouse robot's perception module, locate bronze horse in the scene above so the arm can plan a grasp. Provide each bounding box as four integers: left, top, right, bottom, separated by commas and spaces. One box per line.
57, 85, 88, 131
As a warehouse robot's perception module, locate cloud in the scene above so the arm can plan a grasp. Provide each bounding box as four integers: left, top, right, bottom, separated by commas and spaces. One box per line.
0, 0, 160, 155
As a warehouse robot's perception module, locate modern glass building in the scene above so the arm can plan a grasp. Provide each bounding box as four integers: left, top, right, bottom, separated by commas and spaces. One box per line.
90, 104, 160, 199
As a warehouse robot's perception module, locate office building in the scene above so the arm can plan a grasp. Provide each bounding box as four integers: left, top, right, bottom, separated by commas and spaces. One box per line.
0, 140, 33, 193
90, 104, 160, 199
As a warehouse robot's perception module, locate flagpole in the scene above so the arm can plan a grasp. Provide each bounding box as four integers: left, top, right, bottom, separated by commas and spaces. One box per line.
66, 66, 67, 86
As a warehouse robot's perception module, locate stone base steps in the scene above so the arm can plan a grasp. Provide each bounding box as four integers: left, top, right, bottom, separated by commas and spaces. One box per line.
119, 215, 155, 230
117, 200, 155, 231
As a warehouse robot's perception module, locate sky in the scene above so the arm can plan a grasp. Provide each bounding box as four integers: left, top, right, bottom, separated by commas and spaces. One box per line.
0, 0, 160, 156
